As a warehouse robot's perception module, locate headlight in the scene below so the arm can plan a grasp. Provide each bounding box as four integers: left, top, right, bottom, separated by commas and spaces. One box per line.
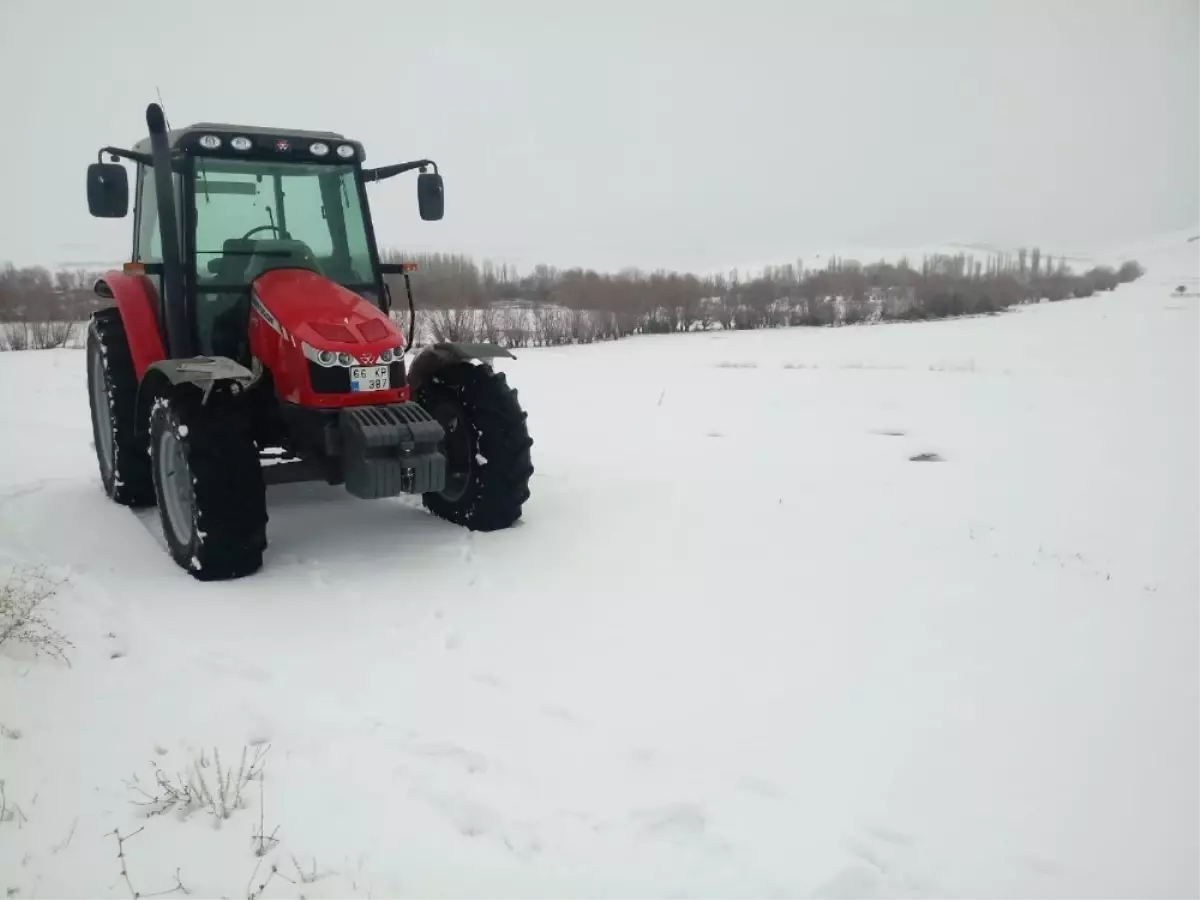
337, 352, 353, 366
336, 144, 355, 159
379, 348, 394, 364
230, 136, 252, 151
310, 142, 330, 157
198, 134, 221, 150
302, 341, 340, 367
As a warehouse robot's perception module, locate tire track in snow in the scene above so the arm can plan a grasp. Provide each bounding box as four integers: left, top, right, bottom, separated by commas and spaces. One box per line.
0, 479, 49, 509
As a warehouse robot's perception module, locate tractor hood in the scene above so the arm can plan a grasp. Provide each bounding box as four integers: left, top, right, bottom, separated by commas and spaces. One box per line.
251, 269, 402, 350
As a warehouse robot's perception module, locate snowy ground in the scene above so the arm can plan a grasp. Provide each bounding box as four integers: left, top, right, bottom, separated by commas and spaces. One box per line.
0, 236, 1196, 899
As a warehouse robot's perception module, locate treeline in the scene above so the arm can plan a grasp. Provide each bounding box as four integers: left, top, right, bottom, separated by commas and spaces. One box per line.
0, 249, 1144, 349
380, 248, 1144, 340
0, 267, 105, 324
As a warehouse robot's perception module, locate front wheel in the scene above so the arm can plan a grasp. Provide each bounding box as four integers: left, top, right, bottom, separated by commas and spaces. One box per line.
149, 390, 268, 580
415, 363, 533, 531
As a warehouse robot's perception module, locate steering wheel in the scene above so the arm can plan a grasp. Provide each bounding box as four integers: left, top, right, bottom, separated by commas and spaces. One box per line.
240, 224, 281, 240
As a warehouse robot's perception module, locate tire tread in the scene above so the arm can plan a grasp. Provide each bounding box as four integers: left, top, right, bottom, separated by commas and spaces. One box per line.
87, 308, 154, 506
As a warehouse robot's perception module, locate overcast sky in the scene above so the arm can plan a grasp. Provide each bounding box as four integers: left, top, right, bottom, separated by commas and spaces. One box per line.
1, 0, 1195, 273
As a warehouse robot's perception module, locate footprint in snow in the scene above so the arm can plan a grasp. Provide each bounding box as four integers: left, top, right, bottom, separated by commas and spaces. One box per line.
844, 834, 889, 871
104, 632, 129, 660
632, 802, 709, 839
831, 827, 935, 895
810, 864, 882, 899
199, 653, 271, 684
909, 452, 944, 462
629, 747, 661, 766
734, 774, 789, 800
540, 704, 581, 725
408, 740, 491, 775
416, 786, 542, 855
864, 825, 911, 846
1020, 855, 1065, 877
471, 672, 506, 690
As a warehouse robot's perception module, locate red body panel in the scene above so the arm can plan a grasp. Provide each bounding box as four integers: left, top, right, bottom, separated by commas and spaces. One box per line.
101, 271, 166, 379
249, 269, 410, 408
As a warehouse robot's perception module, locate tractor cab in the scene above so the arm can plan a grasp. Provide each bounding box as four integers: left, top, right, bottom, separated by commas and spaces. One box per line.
88, 120, 443, 361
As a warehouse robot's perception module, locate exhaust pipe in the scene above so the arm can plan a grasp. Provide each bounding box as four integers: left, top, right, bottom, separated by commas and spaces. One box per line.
146, 103, 192, 358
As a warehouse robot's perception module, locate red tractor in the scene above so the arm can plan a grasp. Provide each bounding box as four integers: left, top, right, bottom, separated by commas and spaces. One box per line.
85, 104, 533, 580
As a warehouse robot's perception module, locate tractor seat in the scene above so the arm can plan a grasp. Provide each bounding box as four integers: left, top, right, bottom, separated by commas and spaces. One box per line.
206, 238, 321, 284
206, 238, 258, 284
242, 238, 321, 282
197, 239, 320, 361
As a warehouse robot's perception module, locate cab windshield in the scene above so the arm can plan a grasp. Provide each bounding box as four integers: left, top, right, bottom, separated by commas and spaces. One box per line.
191, 159, 375, 291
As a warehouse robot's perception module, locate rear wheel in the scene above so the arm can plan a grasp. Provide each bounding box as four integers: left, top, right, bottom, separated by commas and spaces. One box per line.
86, 308, 154, 506
149, 390, 268, 581
416, 363, 533, 531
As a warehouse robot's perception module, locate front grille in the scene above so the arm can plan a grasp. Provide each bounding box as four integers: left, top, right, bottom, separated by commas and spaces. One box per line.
308, 361, 350, 393
306, 359, 408, 394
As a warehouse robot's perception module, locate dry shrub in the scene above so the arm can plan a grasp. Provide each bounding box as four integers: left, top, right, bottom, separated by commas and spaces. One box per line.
0, 322, 31, 352
427, 308, 479, 343
796, 297, 836, 326
28, 320, 75, 349
127, 744, 269, 823
569, 308, 599, 343
839, 297, 872, 325
1116, 261, 1144, 283
534, 307, 573, 346
0, 567, 72, 665
480, 307, 505, 346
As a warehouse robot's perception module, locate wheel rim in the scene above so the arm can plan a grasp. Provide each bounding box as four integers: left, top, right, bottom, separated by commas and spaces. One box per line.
91, 350, 115, 478
157, 426, 195, 546
433, 400, 473, 502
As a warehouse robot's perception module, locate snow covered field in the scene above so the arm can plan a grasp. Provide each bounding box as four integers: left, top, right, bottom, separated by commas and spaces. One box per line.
0, 237, 1196, 898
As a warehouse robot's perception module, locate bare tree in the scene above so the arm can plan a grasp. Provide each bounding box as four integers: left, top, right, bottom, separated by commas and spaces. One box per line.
427, 308, 479, 343
28, 320, 75, 350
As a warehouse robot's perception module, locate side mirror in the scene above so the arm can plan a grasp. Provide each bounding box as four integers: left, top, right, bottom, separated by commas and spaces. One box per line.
417, 172, 444, 221
87, 162, 129, 218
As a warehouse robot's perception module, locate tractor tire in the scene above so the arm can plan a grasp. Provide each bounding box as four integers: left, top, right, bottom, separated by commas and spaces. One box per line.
415, 362, 533, 532
86, 308, 154, 506
149, 388, 267, 581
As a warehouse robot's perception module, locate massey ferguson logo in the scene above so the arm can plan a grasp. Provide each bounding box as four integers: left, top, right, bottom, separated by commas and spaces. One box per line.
358, 352, 378, 365
250, 294, 281, 334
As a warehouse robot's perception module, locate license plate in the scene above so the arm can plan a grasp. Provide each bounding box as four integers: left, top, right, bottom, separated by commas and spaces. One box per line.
349, 365, 390, 392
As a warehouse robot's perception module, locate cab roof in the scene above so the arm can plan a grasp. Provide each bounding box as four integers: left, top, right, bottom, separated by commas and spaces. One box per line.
132, 123, 365, 160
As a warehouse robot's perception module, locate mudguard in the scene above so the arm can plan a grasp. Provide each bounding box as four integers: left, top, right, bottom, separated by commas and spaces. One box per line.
407, 342, 516, 392
145, 357, 254, 391
135, 356, 254, 437
94, 272, 166, 379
